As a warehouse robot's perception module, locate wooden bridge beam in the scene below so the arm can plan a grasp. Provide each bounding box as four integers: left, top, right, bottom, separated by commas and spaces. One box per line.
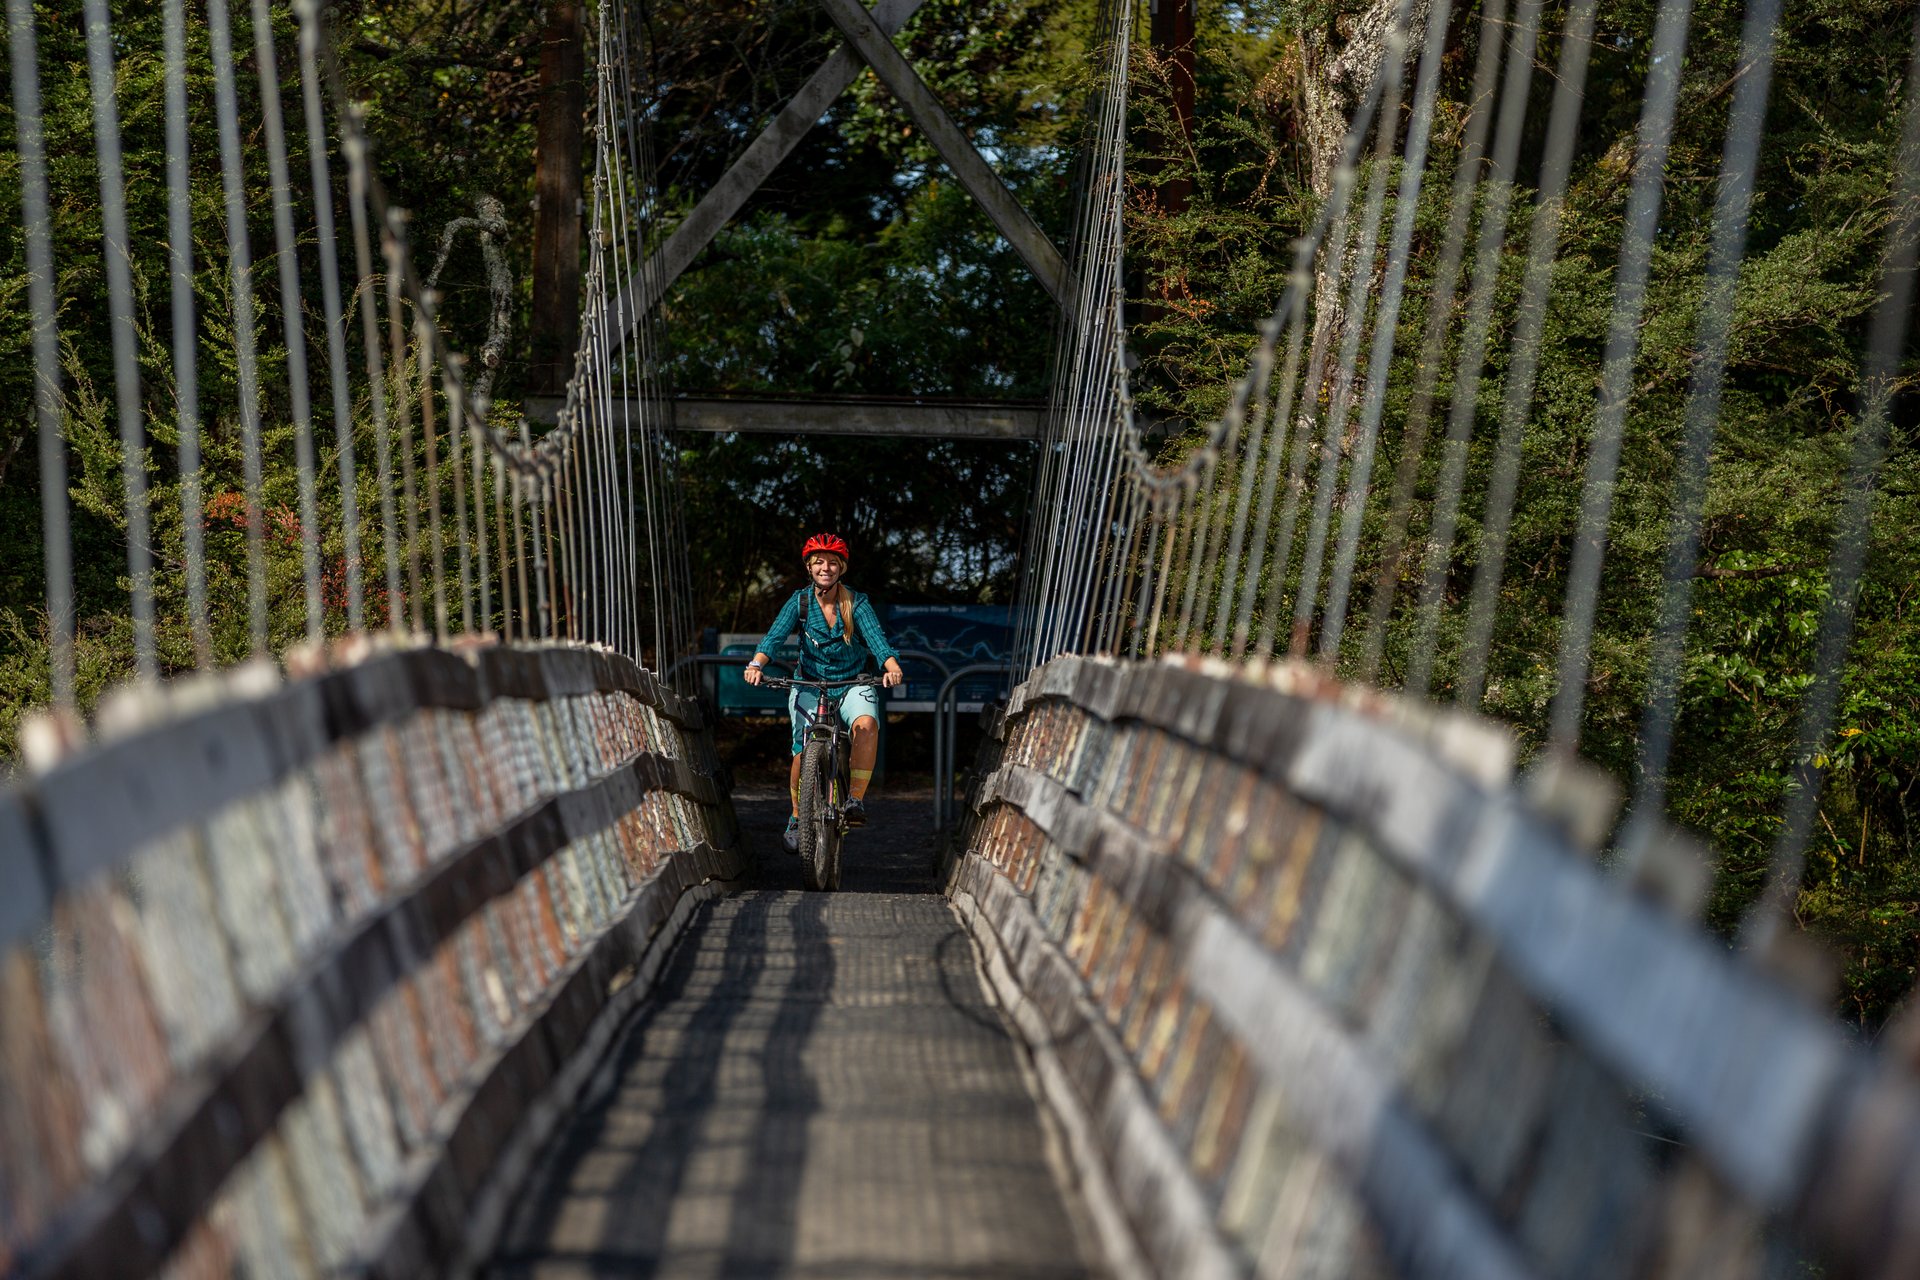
524, 393, 1045, 440
814, 0, 1073, 309
608, 0, 929, 349
611, 0, 1073, 347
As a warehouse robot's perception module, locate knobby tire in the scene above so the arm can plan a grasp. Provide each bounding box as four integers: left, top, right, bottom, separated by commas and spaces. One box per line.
798, 741, 832, 891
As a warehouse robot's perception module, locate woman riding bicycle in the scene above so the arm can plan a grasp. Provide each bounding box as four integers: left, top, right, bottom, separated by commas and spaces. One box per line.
743, 533, 904, 852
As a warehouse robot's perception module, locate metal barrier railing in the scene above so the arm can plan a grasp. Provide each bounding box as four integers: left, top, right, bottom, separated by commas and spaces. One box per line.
933, 663, 1014, 832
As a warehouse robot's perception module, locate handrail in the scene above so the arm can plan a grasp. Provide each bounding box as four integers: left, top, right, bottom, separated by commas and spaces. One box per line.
932, 662, 1014, 832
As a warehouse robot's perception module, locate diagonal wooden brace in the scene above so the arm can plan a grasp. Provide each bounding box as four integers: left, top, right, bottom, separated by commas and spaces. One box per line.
814, 0, 1073, 308
610, 0, 928, 349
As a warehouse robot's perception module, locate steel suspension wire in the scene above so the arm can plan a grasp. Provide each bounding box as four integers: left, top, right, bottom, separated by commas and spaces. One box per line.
1748, 10, 1920, 943
1015, 0, 1130, 668
1288, 21, 1411, 658
1253, 164, 1361, 658
1402, 0, 1548, 697
7, 0, 74, 707
344, 117, 406, 632
163, 0, 212, 669
250, 0, 328, 647
382, 221, 426, 635
1318, 0, 1454, 662
1632, 0, 1783, 818
207, 0, 271, 655
1023, 0, 1420, 671
1545, 0, 1697, 754
296, 0, 363, 635
83, 0, 158, 680
1355, 0, 1516, 683
1450, 0, 1599, 706
1227, 273, 1305, 656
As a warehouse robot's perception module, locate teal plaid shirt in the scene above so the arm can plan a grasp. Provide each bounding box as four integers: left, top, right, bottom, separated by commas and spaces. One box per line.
759, 586, 899, 682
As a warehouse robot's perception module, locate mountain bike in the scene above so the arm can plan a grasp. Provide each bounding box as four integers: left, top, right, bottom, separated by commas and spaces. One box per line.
762, 674, 885, 891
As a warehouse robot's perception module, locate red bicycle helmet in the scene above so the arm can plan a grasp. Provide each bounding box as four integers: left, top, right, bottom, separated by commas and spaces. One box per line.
801, 532, 850, 565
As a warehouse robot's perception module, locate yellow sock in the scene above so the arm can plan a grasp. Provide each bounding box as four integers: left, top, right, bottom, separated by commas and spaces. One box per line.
850, 768, 874, 801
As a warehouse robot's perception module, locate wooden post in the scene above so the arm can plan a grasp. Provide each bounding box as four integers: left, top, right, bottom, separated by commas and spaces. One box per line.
530, 0, 586, 394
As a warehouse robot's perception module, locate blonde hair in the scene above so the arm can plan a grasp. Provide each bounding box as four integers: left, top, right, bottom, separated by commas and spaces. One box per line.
832, 582, 855, 642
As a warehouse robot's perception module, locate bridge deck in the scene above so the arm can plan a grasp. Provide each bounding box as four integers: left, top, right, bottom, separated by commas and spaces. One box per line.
488, 795, 1097, 1278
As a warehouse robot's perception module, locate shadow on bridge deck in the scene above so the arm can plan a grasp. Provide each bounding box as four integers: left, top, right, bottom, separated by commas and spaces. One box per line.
486, 792, 1100, 1278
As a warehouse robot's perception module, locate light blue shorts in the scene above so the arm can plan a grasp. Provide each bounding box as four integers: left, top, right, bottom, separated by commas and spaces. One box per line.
789, 684, 882, 755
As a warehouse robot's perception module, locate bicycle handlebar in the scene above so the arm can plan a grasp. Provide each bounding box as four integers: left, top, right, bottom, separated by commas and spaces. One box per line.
757, 674, 887, 691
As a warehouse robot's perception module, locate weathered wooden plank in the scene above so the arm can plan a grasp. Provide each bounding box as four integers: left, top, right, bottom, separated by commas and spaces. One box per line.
14, 737, 730, 1280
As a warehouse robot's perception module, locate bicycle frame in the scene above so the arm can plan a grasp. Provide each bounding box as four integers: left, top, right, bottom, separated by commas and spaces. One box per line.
762, 674, 884, 889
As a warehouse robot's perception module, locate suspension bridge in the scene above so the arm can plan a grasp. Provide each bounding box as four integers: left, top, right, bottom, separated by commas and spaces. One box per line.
3, 0, 1918, 1276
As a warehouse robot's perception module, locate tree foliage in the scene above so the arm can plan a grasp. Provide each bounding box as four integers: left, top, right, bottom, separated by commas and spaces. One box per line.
1130, 0, 1920, 1027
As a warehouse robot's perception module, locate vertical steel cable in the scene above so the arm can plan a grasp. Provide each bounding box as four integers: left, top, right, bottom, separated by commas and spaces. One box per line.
1403, 0, 1547, 697
593, 295, 621, 651
604, 8, 643, 660
1104, 480, 1151, 653
1255, 301, 1332, 658
207, 0, 271, 654
475, 417, 495, 636
83, 0, 158, 679
1091, 481, 1134, 653
494, 453, 514, 637
344, 120, 404, 630
1356, 0, 1514, 682
1209, 315, 1283, 655
1631, 0, 1780, 815
508, 455, 528, 641
519, 422, 540, 639
1130, 503, 1163, 656
1319, 0, 1454, 663
445, 364, 475, 634
1051, 36, 1133, 662
1289, 21, 1409, 658
1143, 485, 1185, 656
163, 0, 212, 668
1453, 0, 1599, 705
295, 0, 364, 632
1250, 68, 1390, 660
1748, 12, 1920, 943
1018, 0, 1127, 666
385, 225, 425, 634
1172, 417, 1222, 650
559, 438, 573, 642
8, 0, 74, 705
585, 351, 608, 647
1230, 254, 1309, 656
557, 437, 578, 639
250, 0, 326, 645
416, 311, 450, 641
532, 473, 550, 642
1547, 0, 1698, 752
532, 436, 554, 639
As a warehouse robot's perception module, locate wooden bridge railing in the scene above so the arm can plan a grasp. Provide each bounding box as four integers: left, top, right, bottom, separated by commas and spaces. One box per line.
949, 654, 1920, 1280
0, 643, 744, 1278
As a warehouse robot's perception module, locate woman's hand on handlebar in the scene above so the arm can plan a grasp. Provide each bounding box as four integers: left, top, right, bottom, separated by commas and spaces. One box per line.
743, 657, 767, 686
881, 658, 905, 689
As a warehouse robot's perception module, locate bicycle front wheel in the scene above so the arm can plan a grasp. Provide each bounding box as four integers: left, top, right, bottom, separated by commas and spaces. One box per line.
797, 741, 832, 891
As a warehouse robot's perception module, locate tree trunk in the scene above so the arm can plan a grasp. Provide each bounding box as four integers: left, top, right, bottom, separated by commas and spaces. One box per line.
1297, 0, 1429, 404
1149, 0, 1197, 216
1298, 0, 1425, 201
530, 0, 586, 395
